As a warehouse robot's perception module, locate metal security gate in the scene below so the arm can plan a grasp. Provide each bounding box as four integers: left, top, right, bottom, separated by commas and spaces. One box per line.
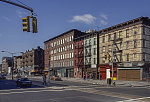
118, 68, 141, 81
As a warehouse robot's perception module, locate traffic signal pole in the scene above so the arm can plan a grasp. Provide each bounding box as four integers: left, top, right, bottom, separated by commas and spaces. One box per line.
0, 0, 37, 33
0, 0, 33, 12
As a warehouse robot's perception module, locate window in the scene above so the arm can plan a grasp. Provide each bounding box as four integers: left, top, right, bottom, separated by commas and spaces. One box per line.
126, 29, 129, 38
51, 43, 53, 47
133, 27, 137, 35
61, 47, 62, 52
75, 44, 76, 49
114, 33, 116, 40
133, 53, 136, 61
126, 41, 129, 49
72, 52, 73, 58
133, 40, 137, 48
70, 36, 71, 41
70, 53, 72, 58
72, 60, 74, 66
108, 45, 111, 52
120, 42, 122, 50
78, 43, 80, 48
120, 54, 122, 62
89, 48, 91, 54
94, 38, 96, 45
89, 58, 91, 64
102, 57, 105, 63
85, 49, 88, 55
85, 40, 87, 46
143, 39, 146, 48
61, 55, 62, 59
61, 39, 62, 44
94, 58, 96, 64
72, 44, 73, 49
143, 52, 146, 61
108, 34, 111, 41
89, 39, 91, 45
82, 42, 84, 47
119, 31, 122, 38
126, 54, 129, 62
93, 48, 96, 55
143, 27, 145, 35
102, 36, 105, 43
65, 46, 67, 51
102, 46, 105, 53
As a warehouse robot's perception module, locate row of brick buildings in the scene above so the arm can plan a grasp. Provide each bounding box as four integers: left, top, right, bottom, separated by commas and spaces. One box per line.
1, 17, 150, 81
44, 17, 150, 81
1, 46, 44, 76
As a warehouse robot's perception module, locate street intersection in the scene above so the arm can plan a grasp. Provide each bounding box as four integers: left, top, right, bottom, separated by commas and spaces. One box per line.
0, 78, 150, 102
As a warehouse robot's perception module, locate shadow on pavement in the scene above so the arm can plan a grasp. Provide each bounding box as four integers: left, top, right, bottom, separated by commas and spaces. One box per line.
0, 79, 43, 90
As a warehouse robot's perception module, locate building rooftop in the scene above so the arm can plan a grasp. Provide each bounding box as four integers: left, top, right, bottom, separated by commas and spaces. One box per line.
44, 29, 85, 43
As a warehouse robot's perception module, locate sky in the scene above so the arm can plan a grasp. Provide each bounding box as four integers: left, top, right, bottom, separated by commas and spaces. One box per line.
0, 0, 150, 64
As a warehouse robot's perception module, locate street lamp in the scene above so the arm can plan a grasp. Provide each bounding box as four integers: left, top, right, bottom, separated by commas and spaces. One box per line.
1, 51, 23, 80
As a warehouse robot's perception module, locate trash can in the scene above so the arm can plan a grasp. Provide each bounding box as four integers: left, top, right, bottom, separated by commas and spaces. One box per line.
107, 78, 111, 85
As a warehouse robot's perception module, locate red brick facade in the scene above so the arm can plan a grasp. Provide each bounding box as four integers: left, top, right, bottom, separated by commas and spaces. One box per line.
74, 39, 84, 78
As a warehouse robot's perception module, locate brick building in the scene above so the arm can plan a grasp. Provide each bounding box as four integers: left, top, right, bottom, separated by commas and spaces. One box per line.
98, 17, 150, 81
74, 30, 99, 79
74, 36, 84, 78
2, 57, 13, 74
22, 46, 44, 75
14, 56, 22, 74
44, 29, 86, 77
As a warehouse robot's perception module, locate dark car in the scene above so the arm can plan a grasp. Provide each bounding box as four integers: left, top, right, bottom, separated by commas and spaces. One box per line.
16, 78, 32, 87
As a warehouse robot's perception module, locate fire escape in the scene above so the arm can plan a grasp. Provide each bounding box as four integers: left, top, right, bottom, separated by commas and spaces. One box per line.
112, 32, 123, 64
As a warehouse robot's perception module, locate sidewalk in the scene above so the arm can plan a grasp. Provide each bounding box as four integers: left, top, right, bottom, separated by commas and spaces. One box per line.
8, 75, 150, 88
61, 77, 150, 88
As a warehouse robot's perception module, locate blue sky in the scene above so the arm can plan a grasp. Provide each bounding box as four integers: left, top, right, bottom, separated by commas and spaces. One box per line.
0, 0, 150, 64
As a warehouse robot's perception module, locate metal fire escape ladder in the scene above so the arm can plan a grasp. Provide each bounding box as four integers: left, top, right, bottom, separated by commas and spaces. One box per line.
112, 38, 123, 63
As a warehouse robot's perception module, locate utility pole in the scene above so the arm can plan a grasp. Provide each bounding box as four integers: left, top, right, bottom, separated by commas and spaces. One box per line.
48, 55, 51, 85
112, 43, 114, 84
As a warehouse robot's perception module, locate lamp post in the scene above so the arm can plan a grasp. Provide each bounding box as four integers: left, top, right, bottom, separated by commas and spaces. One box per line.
1, 51, 23, 80
48, 55, 51, 85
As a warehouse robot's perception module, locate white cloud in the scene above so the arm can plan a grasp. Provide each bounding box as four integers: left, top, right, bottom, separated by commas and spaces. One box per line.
100, 20, 108, 25
16, 9, 27, 18
2, 16, 11, 21
71, 14, 96, 24
100, 14, 108, 20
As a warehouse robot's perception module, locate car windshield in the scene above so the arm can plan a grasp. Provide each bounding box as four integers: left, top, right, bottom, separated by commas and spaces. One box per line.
21, 78, 29, 81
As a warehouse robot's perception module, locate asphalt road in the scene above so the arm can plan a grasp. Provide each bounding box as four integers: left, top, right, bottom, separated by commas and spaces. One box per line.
0, 79, 150, 102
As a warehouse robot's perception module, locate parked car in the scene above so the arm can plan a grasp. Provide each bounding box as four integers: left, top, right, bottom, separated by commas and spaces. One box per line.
50, 76, 62, 81
16, 78, 32, 87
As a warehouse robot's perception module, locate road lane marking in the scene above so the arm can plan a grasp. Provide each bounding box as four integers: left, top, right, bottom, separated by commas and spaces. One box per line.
117, 97, 150, 102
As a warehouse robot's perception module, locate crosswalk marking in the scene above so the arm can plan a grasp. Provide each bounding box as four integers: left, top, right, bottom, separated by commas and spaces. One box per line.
0, 89, 64, 95
0, 84, 149, 102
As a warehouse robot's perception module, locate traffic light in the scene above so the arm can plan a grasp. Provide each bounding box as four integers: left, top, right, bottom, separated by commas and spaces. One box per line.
32, 17, 37, 33
49, 55, 51, 61
108, 53, 110, 60
22, 16, 30, 32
